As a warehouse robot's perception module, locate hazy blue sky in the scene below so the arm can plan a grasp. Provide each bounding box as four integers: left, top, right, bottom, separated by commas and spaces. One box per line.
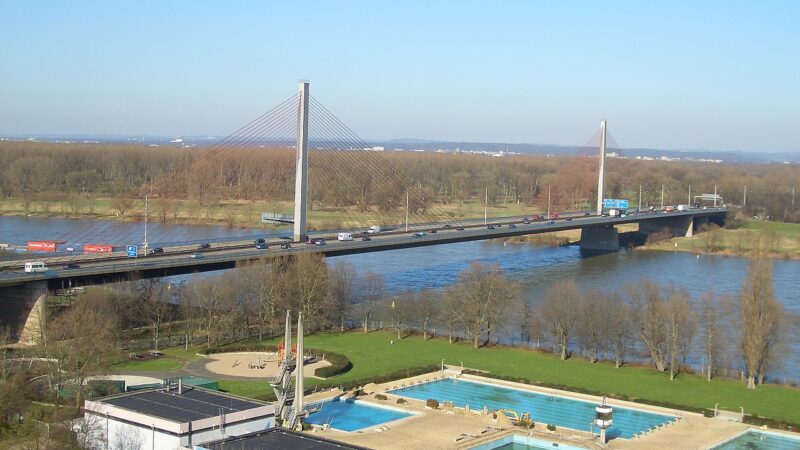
1, 1, 798, 151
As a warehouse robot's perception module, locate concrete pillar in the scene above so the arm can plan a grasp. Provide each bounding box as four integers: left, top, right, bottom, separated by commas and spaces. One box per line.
596, 120, 607, 215
579, 226, 619, 252
0, 281, 48, 345
293, 81, 310, 242
639, 216, 694, 238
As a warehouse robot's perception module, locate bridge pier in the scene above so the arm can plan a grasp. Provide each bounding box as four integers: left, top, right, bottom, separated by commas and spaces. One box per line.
579, 226, 619, 252
0, 281, 48, 345
639, 215, 695, 238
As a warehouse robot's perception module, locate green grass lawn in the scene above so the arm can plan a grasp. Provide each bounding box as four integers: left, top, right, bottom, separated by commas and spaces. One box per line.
212, 331, 800, 424
744, 220, 800, 238
111, 346, 203, 372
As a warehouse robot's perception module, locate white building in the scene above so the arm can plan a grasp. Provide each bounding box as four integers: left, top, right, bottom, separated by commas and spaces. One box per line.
82, 385, 274, 450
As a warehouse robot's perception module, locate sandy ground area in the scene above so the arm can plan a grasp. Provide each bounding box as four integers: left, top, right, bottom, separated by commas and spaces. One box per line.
203, 352, 331, 379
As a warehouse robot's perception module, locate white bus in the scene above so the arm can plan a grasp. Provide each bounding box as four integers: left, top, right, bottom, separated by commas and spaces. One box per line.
337, 232, 353, 241
24, 262, 49, 273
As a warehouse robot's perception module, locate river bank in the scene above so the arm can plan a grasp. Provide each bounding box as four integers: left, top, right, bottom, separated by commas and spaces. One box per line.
637, 220, 800, 260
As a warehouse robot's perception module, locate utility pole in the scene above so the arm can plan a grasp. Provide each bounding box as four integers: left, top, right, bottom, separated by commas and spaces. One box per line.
660, 185, 664, 209
596, 119, 607, 215
293, 81, 310, 242
793, 185, 796, 207
638, 184, 642, 211
688, 184, 691, 206
547, 185, 551, 218
143, 194, 149, 250
405, 189, 409, 232
484, 186, 488, 225
743, 185, 747, 207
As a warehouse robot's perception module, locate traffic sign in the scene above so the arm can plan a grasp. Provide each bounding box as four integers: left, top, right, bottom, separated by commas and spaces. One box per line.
603, 199, 629, 209
126, 245, 138, 258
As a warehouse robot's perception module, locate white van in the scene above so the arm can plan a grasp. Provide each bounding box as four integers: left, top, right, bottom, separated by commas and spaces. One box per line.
337, 232, 353, 241
24, 262, 49, 273
368, 225, 381, 234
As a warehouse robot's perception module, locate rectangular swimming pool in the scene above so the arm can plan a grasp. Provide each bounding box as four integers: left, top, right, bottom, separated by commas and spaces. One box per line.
305, 397, 414, 432
710, 429, 800, 449
390, 378, 675, 439
468, 434, 586, 450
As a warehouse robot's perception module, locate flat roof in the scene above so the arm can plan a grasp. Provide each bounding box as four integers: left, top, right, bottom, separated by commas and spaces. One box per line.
201, 429, 369, 450
98, 387, 266, 423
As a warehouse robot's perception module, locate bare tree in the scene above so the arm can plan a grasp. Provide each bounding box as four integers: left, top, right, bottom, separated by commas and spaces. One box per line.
140, 280, 173, 351
415, 289, 440, 341
739, 257, 783, 389
447, 263, 519, 349
540, 279, 579, 359
600, 293, 632, 368
329, 261, 356, 331
576, 289, 603, 363
285, 254, 331, 331
628, 281, 669, 371
440, 289, 461, 344
699, 290, 730, 381
355, 272, 386, 333
665, 288, 697, 380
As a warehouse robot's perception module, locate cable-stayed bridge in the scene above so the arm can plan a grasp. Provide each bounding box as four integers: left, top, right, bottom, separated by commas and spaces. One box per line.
0, 82, 727, 343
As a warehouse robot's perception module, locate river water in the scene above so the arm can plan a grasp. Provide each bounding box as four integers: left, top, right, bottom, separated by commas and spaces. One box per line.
1, 216, 798, 381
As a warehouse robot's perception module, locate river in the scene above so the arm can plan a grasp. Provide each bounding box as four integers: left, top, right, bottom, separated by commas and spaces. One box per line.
1, 216, 798, 381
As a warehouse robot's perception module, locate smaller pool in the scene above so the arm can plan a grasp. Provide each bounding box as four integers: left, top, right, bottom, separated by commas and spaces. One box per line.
468, 434, 585, 450
305, 397, 414, 432
710, 429, 800, 449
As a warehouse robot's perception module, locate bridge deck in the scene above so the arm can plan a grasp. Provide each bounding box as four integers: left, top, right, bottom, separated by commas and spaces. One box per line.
0, 208, 726, 289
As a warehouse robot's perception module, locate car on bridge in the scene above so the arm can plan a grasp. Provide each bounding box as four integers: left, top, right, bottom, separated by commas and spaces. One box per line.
197, 243, 211, 250
189, 253, 204, 259
254, 239, 268, 249
456, 226, 465, 231
148, 247, 164, 255
315, 239, 326, 246
509, 223, 517, 228
427, 229, 437, 234
522, 218, 531, 224
62, 263, 80, 270
280, 243, 292, 250
547, 220, 556, 225
413, 231, 427, 237
361, 236, 371, 241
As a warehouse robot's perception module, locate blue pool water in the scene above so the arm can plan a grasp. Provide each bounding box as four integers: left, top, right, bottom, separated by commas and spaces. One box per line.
711, 430, 800, 449
468, 434, 585, 450
305, 397, 413, 432
390, 378, 675, 439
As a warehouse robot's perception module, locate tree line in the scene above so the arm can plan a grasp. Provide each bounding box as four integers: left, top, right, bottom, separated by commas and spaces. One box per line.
1, 141, 799, 222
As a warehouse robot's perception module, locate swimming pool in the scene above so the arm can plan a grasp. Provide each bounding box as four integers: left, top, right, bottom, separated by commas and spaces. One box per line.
709, 429, 800, 449
305, 397, 414, 432
468, 434, 586, 450
390, 378, 675, 439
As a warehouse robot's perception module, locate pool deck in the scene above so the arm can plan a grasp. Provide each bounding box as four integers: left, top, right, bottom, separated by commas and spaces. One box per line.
298, 370, 793, 450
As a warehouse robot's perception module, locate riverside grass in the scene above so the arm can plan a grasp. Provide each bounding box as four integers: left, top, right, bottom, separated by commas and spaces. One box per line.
120, 330, 800, 425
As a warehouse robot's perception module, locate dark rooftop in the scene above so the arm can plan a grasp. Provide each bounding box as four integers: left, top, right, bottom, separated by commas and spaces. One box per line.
99, 387, 267, 423
201, 429, 369, 450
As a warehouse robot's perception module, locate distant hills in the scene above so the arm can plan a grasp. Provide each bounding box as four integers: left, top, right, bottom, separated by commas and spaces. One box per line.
2, 134, 798, 164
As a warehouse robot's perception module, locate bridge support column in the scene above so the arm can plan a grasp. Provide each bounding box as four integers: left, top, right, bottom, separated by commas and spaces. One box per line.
579, 226, 619, 252
639, 215, 695, 237
293, 81, 310, 243
0, 281, 48, 345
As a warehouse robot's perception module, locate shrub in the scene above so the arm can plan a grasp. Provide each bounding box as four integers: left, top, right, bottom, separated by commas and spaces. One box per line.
375, 394, 388, 400
315, 352, 352, 378
396, 398, 407, 404
547, 424, 556, 432
426, 399, 439, 409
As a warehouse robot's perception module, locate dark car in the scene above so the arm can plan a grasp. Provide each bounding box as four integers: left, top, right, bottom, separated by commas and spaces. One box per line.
456, 226, 465, 231
315, 239, 326, 246
62, 263, 80, 270
413, 231, 427, 238
584, 212, 591, 216
522, 219, 530, 224
427, 229, 437, 234
547, 220, 556, 225
443, 224, 452, 229
508, 223, 517, 228
565, 217, 573, 221
197, 243, 211, 250
280, 243, 292, 250
254, 238, 268, 249
361, 236, 371, 241
487, 225, 496, 230
148, 247, 164, 255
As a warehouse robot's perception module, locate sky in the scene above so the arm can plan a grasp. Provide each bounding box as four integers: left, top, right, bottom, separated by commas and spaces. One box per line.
1, 1, 798, 152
